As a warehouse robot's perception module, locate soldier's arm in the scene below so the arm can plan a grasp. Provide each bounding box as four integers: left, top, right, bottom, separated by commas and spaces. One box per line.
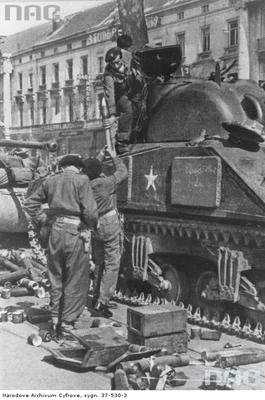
79, 176, 98, 228
103, 74, 117, 116
106, 157, 128, 194
23, 180, 48, 224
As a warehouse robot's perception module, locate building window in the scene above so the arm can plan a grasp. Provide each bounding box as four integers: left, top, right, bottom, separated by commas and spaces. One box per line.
176, 32, 185, 57
19, 58, 22, 64
81, 56, 88, 75
67, 43, 72, 50
29, 54, 33, 61
98, 56, 104, 74
18, 73, 23, 90
41, 102, 46, 124
202, 26, 210, 52
202, 4, 209, 13
228, 20, 238, 46
19, 103, 23, 127
229, 0, 237, 6
40, 66, 46, 85
40, 50, 45, 58
30, 102, 34, 125
54, 47, 58, 54
82, 97, 87, 120
66, 59, 73, 80
81, 39, 86, 48
55, 97, 60, 115
53, 63, 59, 83
68, 96, 74, 122
29, 73, 33, 88
177, 11, 184, 20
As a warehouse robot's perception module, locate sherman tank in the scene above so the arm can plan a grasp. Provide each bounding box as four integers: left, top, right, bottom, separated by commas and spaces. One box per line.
0, 139, 57, 248
114, 44, 265, 324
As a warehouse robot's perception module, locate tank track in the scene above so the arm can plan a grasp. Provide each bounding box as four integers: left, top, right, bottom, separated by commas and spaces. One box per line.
111, 290, 265, 344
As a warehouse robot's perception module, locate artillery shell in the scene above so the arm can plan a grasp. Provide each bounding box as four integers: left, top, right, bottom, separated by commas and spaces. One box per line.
19, 278, 39, 291
217, 351, 265, 368
10, 287, 31, 297
1, 288, 11, 299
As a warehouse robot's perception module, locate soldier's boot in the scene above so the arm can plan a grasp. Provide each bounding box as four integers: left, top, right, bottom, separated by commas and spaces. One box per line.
94, 301, 113, 318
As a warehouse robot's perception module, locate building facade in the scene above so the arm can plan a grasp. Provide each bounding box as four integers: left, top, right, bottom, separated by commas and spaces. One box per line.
0, 0, 263, 153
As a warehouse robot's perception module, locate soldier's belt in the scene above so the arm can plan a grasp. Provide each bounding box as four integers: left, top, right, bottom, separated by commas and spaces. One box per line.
55, 216, 80, 225
99, 209, 117, 219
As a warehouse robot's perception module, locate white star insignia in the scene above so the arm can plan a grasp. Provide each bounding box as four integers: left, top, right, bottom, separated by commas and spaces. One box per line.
144, 166, 158, 191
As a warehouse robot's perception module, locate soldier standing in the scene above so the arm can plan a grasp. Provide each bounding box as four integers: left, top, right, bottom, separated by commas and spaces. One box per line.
24, 154, 98, 338
83, 147, 128, 318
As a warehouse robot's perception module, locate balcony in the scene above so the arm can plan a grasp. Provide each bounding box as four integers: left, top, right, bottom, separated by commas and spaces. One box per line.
76, 75, 89, 87
25, 88, 35, 101
52, 82, 60, 89
65, 79, 74, 87
15, 89, 24, 103
49, 81, 61, 96
221, 45, 239, 61
197, 51, 213, 62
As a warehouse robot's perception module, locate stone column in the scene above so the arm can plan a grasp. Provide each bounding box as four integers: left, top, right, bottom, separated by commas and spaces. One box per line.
238, 1, 250, 79
2, 54, 13, 139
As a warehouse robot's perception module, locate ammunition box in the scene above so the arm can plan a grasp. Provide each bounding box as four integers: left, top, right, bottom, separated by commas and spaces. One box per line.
127, 305, 186, 337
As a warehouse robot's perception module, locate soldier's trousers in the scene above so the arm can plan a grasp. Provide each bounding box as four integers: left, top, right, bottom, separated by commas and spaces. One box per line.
47, 220, 90, 325
93, 212, 123, 305
116, 95, 133, 144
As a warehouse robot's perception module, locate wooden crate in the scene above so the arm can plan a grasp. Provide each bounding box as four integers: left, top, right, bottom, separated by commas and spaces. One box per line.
127, 329, 188, 354
127, 304, 186, 337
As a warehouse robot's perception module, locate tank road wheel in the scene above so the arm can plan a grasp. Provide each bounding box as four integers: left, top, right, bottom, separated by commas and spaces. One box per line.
162, 264, 189, 303
192, 270, 225, 313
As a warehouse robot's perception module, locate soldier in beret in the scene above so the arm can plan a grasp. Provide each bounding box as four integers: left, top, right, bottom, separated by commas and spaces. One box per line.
24, 154, 98, 339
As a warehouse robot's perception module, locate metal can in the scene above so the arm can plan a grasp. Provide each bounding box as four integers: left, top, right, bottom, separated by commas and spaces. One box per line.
28, 333, 42, 347
1, 288, 11, 299
12, 310, 24, 324
0, 310, 8, 322
190, 327, 201, 340
39, 329, 52, 342
7, 312, 13, 322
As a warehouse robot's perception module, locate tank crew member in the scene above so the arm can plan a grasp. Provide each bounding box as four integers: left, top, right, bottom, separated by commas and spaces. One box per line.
24, 154, 98, 337
103, 46, 133, 155
83, 147, 128, 318
116, 35, 148, 143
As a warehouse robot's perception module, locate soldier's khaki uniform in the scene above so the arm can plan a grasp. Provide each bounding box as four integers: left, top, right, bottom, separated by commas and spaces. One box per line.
24, 166, 98, 328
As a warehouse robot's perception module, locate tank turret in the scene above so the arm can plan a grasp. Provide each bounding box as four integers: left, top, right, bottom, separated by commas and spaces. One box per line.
0, 139, 57, 248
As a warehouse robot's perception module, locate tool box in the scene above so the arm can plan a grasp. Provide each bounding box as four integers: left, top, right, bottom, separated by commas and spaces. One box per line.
127, 304, 187, 354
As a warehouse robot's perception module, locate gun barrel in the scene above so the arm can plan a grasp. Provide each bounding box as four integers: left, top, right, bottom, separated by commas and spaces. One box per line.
0, 139, 58, 152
